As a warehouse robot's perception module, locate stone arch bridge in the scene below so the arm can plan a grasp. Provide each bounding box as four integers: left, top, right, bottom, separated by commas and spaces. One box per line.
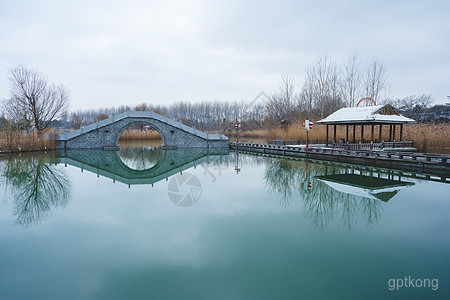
56, 110, 229, 150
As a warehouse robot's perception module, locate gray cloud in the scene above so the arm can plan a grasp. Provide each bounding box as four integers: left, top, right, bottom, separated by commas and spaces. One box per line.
0, 0, 449, 111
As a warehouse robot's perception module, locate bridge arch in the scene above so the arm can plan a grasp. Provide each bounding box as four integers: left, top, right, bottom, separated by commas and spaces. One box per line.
115, 121, 166, 147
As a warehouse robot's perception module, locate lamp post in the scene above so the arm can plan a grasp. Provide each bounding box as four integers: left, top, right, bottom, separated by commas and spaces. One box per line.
305, 119, 313, 150
235, 119, 241, 144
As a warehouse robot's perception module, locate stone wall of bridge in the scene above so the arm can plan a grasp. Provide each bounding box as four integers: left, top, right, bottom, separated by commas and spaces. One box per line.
56, 111, 229, 150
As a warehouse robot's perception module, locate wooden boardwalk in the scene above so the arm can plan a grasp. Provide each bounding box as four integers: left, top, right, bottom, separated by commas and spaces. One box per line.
230, 142, 450, 178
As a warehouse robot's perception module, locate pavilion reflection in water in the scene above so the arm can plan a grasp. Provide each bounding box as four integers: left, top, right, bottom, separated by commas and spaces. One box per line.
315, 172, 414, 202
260, 154, 419, 231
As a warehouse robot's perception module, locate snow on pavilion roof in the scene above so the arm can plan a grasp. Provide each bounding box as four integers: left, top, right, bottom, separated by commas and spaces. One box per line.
316, 104, 415, 124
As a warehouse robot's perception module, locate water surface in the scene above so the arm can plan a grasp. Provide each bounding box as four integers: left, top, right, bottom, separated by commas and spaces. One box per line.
0, 144, 449, 299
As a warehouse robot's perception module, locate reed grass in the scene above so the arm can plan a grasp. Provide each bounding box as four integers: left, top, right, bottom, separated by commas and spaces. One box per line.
402, 123, 450, 153
226, 122, 450, 153
2, 123, 446, 154
119, 129, 162, 140
0, 130, 56, 152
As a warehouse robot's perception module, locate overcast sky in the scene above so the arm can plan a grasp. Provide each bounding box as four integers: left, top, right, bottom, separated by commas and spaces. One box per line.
1, 0, 449, 111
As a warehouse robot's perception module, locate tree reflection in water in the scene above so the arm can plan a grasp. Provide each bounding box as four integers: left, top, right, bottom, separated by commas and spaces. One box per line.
263, 158, 385, 231
0, 152, 70, 227
264, 159, 301, 207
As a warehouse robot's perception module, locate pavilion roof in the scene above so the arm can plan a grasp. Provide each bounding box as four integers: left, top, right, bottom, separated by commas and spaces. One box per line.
316, 104, 415, 125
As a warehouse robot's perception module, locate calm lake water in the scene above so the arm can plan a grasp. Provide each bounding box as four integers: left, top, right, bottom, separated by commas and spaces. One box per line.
0, 141, 449, 299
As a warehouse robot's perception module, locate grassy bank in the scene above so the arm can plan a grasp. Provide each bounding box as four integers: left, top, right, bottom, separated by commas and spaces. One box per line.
227, 122, 450, 153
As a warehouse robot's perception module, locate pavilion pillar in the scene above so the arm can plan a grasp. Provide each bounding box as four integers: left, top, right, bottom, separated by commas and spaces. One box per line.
326, 125, 329, 146
346, 125, 349, 142
361, 124, 364, 142
392, 124, 396, 141
379, 124, 382, 142
400, 123, 404, 141
389, 124, 393, 142
353, 125, 356, 143
371, 124, 374, 142
333, 124, 337, 143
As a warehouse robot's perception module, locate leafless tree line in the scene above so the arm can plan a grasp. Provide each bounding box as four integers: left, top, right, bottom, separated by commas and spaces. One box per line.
67, 100, 267, 131
266, 54, 391, 125
385, 94, 432, 116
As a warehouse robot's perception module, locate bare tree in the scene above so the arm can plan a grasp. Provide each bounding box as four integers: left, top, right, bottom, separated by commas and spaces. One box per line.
70, 113, 82, 129
299, 70, 316, 118
342, 53, 362, 107
4, 65, 69, 132
93, 113, 109, 122
300, 54, 344, 118
388, 94, 433, 118
364, 58, 388, 103
265, 73, 297, 125
134, 103, 152, 111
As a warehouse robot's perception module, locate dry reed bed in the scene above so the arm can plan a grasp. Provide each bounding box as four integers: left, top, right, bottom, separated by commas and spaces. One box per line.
402, 124, 450, 153
2, 124, 447, 154
0, 131, 55, 152
119, 129, 162, 140
118, 129, 224, 140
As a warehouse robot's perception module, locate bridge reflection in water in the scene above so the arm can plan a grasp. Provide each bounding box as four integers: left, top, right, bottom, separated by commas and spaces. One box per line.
55, 147, 230, 186
0, 148, 229, 227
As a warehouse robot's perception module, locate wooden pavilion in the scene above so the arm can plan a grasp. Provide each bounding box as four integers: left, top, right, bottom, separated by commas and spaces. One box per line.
316, 104, 415, 148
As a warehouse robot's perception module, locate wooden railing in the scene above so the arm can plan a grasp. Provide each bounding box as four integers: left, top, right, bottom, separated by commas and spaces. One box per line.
332, 141, 414, 151
269, 139, 327, 145
269, 139, 414, 150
